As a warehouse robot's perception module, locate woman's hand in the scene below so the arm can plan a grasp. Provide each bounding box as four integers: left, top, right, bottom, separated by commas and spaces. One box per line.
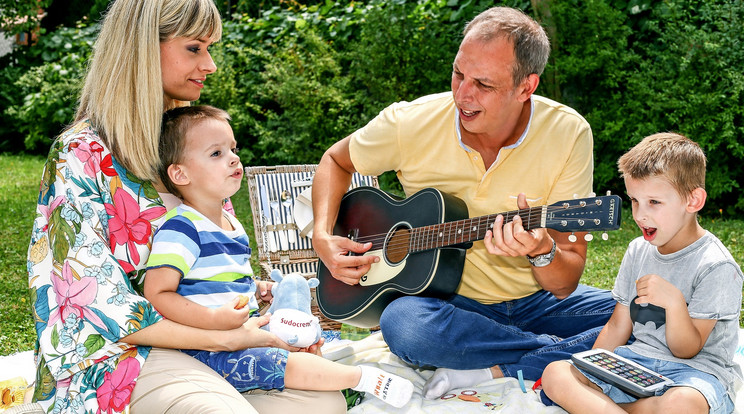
222, 313, 303, 352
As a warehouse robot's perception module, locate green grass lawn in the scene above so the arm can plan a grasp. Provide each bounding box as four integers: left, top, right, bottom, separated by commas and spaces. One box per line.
2, 153, 743, 356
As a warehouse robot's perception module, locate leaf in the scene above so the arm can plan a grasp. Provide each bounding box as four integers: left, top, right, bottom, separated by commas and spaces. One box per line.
51, 324, 60, 349
83, 334, 105, 356
88, 307, 122, 342
32, 285, 51, 331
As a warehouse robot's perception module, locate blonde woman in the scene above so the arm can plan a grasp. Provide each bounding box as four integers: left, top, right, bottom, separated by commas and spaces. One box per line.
25, 0, 345, 413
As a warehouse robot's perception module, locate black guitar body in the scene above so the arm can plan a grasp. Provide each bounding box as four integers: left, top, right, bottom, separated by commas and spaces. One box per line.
316, 187, 469, 328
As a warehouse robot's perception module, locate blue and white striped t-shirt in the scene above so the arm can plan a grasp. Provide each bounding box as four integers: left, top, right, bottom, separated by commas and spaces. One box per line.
147, 204, 258, 311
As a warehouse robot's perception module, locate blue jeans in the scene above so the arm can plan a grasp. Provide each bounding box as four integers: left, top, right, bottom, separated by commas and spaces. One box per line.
379, 284, 614, 380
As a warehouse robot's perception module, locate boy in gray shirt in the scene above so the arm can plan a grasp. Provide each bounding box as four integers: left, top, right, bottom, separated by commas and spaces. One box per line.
542, 132, 742, 414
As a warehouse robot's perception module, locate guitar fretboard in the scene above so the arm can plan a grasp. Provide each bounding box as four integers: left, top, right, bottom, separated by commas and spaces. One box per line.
407, 205, 546, 253
352, 194, 617, 262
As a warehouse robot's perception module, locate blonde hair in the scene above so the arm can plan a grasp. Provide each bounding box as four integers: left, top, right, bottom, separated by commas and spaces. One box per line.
462, 7, 550, 87
76, 0, 222, 182
159, 105, 231, 198
617, 132, 707, 198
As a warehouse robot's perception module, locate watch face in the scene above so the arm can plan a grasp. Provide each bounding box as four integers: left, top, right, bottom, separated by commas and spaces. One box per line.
529, 241, 556, 267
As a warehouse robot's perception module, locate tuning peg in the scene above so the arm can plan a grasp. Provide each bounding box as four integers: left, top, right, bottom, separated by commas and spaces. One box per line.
573, 194, 579, 199
606, 190, 612, 196
584, 233, 594, 242
602, 232, 609, 241
568, 233, 577, 242
589, 192, 596, 197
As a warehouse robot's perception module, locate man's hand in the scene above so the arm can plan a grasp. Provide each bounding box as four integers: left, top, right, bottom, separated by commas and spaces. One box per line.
255, 280, 274, 304
314, 231, 379, 285
299, 336, 325, 356
483, 193, 553, 257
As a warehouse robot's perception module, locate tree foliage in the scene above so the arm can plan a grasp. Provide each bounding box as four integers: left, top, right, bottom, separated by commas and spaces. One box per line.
2, 0, 744, 216
0, 0, 53, 36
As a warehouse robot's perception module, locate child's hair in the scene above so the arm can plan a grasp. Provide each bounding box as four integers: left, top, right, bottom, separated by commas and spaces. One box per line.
159, 105, 232, 198
617, 132, 706, 198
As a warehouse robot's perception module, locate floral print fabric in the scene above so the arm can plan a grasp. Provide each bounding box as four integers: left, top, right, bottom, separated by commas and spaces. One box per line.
28, 120, 166, 414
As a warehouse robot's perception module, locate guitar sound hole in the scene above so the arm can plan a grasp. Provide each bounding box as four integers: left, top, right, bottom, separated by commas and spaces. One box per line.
386, 227, 411, 264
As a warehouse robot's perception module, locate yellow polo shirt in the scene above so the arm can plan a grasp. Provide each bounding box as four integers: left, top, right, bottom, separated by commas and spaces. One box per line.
349, 92, 593, 304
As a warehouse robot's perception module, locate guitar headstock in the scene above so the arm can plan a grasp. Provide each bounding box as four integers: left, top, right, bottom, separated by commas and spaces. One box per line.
545, 194, 622, 236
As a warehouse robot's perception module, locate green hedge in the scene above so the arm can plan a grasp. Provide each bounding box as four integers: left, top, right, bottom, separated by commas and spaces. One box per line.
2, 0, 743, 215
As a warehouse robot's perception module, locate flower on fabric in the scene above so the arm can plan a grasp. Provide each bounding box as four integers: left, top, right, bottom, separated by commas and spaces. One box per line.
48, 261, 104, 329
98, 209, 110, 233
60, 204, 81, 223
70, 140, 106, 178
68, 392, 84, 412
104, 188, 165, 273
89, 240, 105, 257
66, 188, 76, 204
37, 196, 67, 231
96, 357, 140, 414
100, 154, 116, 177
73, 343, 89, 362
82, 202, 95, 220
59, 313, 82, 348
107, 282, 128, 306
51, 394, 70, 414
85, 262, 113, 284
72, 233, 87, 251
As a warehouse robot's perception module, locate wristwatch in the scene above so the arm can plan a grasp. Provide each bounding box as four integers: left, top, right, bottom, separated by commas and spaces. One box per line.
527, 240, 556, 267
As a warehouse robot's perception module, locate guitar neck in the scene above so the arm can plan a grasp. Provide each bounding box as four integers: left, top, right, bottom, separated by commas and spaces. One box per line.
408, 206, 545, 253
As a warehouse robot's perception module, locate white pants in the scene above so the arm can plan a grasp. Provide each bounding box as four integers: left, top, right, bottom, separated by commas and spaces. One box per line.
130, 348, 346, 414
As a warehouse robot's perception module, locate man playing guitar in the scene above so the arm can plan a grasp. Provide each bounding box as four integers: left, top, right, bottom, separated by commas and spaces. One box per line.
312, 6, 615, 399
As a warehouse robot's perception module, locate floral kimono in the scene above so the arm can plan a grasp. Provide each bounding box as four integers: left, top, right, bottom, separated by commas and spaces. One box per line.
28, 120, 167, 414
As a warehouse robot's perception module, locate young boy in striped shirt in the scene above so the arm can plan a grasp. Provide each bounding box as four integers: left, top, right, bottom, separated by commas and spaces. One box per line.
143, 105, 413, 408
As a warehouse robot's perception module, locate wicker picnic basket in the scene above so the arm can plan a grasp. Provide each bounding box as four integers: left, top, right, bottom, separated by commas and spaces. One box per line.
244, 164, 379, 331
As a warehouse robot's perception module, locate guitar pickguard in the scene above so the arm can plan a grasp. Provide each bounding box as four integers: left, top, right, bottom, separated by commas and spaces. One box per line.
359, 249, 406, 286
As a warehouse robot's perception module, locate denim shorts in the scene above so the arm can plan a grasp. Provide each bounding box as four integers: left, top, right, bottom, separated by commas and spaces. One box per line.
183, 347, 289, 392
577, 347, 734, 414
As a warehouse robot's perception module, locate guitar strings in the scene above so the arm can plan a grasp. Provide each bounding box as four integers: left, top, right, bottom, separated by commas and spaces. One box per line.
350, 204, 602, 256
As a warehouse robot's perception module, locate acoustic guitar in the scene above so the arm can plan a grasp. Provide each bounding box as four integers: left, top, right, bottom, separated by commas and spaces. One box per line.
316, 186, 622, 328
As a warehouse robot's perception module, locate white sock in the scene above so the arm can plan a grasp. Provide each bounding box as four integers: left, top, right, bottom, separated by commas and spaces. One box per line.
352, 365, 413, 408
422, 367, 493, 400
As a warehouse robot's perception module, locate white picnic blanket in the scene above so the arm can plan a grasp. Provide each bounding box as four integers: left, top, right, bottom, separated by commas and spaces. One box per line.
4, 331, 744, 413
324, 332, 564, 413
323, 330, 744, 413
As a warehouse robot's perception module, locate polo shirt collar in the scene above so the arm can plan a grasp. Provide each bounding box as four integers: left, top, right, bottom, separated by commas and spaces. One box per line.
455, 97, 535, 152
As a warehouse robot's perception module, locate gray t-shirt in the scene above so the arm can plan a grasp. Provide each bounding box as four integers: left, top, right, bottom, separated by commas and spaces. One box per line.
613, 231, 743, 400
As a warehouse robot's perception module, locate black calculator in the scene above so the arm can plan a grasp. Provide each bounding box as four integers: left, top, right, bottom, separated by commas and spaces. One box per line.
571, 349, 674, 398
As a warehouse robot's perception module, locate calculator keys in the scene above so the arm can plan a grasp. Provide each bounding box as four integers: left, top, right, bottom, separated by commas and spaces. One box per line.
580, 352, 665, 386
572, 349, 674, 398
